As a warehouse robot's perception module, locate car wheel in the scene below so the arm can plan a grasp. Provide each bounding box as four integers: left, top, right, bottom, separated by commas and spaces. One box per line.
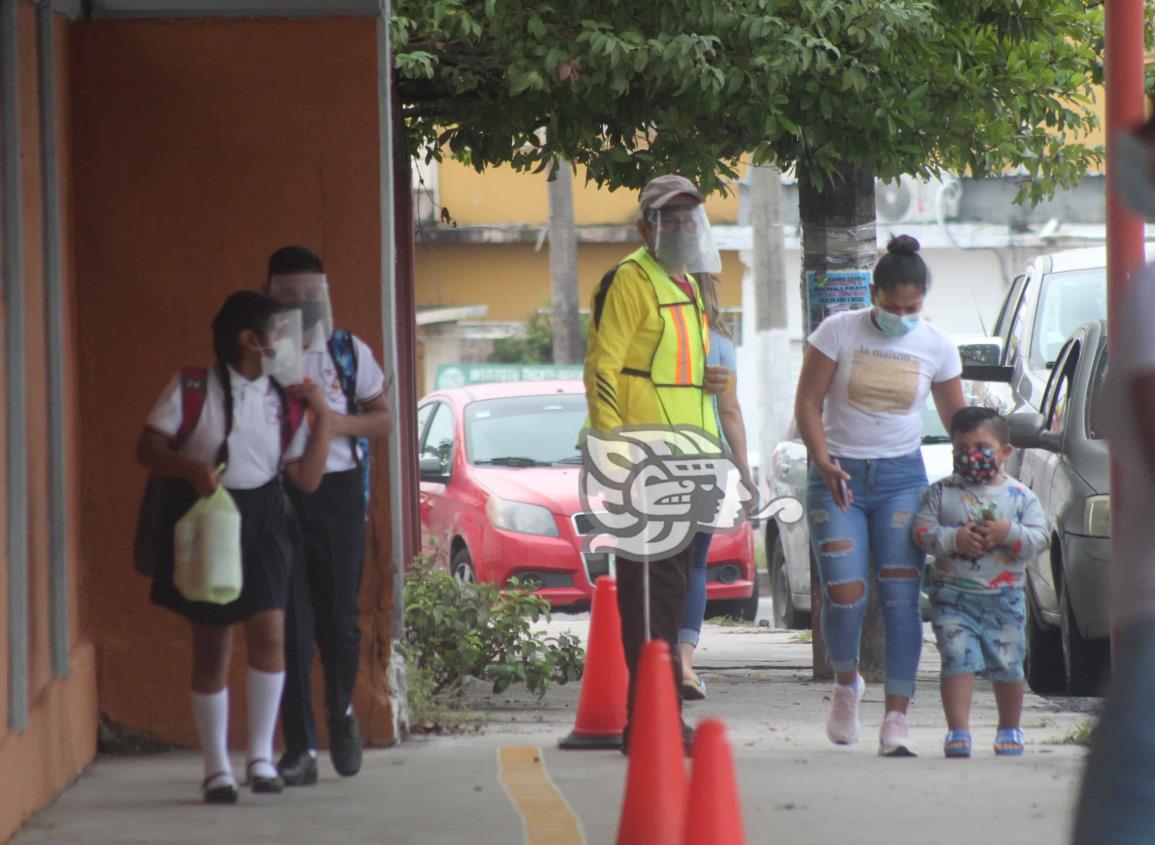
771, 537, 809, 630
1060, 578, 1109, 696
1025, 583, 1065, 695
451, 547, 476, 585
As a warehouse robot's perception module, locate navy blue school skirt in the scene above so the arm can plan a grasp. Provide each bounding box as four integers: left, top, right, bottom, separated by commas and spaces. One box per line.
150, 479, 295, 626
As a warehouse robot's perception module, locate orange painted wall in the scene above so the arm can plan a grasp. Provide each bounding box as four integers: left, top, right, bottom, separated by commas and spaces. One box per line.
0, 11, 98, 842
70, 18, 395, 749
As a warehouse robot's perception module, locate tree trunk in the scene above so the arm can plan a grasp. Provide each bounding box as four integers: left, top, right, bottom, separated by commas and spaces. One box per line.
548, 162, 582, 364
797, 163, 881, 683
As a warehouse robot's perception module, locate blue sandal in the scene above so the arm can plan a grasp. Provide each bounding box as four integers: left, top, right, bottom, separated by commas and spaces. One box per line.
944, 730, 972, 758
994, 727, 1024, 756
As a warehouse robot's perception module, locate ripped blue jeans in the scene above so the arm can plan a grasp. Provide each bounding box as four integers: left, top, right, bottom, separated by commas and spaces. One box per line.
807, 451, 928, 698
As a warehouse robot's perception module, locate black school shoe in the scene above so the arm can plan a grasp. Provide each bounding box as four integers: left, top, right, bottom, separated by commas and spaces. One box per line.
202, 772, 239, 804
329, 713, 364, 777
245, 759, 285, 794
277, 749, 318, 787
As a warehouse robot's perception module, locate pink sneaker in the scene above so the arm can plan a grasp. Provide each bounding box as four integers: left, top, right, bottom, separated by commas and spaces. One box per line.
879, 711, 917, 757
826, 676, 864, 745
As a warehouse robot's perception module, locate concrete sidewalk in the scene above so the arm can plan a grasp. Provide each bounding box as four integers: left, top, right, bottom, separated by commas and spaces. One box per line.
16, 621, 1098, 844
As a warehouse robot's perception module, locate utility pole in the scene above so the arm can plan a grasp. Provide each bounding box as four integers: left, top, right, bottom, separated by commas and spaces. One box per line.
750, 165, 791, 472
548, 161, 582, 364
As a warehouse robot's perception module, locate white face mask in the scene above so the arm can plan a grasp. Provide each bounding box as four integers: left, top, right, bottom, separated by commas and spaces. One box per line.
260, 336, 304, 385
1114, 132, 1155, 220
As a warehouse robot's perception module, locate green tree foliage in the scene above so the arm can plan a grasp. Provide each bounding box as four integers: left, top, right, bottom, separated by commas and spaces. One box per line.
394, 0, 1102, 202
488, 306, 589, 364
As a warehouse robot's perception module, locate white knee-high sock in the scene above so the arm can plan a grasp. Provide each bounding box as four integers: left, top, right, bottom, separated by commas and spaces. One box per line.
191, 688, 232, 783
247, 668, 285, 776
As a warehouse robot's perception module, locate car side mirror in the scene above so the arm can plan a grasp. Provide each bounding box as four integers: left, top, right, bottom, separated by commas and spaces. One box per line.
959, 338, 1003, 368
1007, 412, 1060, 451
419, 455, 448, 482
962, 363, 1014, 383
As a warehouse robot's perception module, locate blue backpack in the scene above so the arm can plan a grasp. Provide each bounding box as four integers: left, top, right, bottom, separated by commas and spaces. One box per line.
328, 330, 371, 515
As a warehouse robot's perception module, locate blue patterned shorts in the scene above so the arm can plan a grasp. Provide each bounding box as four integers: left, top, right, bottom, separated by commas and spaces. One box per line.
929, 585, 1026, 683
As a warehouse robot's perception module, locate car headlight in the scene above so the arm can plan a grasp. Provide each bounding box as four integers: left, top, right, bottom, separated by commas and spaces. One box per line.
486, 496, 559, 537
1083, 495, 1110, 538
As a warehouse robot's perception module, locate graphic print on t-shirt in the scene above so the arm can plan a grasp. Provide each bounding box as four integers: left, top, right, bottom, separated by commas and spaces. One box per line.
847, 347, 920, 414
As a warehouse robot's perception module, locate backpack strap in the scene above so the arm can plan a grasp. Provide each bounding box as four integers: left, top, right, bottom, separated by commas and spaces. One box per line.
175, 367, 209, 447
327, 330, 360, 416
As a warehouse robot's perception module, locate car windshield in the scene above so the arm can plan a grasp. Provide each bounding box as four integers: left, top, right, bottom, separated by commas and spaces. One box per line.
920, 397, 950, 443
1031, 268, 1106, 369
1087, 343, 1109, 440
465, 393, 588, 466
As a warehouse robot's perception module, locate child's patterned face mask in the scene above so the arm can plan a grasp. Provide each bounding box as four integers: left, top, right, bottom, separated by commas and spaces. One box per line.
954, 445, 999, 484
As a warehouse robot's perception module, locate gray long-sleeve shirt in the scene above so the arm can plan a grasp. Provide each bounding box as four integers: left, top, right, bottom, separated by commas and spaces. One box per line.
913, 474, 1050, 594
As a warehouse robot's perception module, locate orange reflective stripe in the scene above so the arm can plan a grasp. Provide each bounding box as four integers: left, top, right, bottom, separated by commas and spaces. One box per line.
671, 304, 691, 384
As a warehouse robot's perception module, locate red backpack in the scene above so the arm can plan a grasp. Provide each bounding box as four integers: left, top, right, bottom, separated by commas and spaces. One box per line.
132, 367, 305, 576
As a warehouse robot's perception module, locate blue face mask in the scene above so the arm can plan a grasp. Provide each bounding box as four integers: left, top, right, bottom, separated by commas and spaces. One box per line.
874, 307, 921, 338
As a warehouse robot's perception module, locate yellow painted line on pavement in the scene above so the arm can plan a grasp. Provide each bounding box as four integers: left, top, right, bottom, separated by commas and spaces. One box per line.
498, 746, 585, 845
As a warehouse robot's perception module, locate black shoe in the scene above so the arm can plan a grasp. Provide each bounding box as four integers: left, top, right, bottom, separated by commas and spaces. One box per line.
202, 772, 239, 804
245, 759, 284, 794
277, 749, 318, 787
329, 713, 363, 777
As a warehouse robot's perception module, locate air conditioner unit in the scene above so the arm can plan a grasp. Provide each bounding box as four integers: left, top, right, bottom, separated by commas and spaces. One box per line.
875, 175, 961, 225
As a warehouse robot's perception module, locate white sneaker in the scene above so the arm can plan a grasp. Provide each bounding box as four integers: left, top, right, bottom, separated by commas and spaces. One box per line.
826, 675, 865, 745
879, 711, 918, 757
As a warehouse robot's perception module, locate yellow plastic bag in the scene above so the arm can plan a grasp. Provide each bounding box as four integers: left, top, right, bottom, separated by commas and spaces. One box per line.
174, 475, 242, 605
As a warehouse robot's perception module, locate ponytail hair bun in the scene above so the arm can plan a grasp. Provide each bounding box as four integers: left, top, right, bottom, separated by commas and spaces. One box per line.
886, 234, 921, 256
874, 233, 928, 293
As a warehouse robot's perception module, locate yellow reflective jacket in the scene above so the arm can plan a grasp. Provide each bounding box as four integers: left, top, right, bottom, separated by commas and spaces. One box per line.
583, 247, 717, 436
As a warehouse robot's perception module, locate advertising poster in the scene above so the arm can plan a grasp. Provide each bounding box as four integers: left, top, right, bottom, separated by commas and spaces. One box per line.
805, 269, 872, 335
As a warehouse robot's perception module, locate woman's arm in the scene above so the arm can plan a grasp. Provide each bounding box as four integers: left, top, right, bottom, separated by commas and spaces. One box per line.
716, 376, 752, 486
931, 376, 966, 430
794, 345, 851, 509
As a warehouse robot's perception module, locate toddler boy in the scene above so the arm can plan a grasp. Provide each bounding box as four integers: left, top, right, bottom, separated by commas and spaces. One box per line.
913, 406, 1049, 758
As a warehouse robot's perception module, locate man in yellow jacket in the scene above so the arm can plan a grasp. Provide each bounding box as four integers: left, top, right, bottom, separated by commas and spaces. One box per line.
583, 174, 728, 752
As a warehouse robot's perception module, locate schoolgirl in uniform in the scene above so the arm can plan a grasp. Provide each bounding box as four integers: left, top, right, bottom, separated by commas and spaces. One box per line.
136, 291, 331, 803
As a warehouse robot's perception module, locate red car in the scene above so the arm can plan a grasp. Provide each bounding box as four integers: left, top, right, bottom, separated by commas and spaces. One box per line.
416, 380, 758, 617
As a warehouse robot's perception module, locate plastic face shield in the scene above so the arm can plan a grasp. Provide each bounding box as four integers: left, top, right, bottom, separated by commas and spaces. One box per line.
649, 203, 722, 276
261, 308, 305, 386
268, 272, 333, 342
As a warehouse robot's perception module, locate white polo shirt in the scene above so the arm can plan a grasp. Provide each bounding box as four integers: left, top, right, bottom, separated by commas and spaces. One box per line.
146, 366, 309, 490
303, 331, 387, 473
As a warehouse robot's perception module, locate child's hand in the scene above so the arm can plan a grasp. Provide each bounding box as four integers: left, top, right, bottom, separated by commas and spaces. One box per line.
955, 522, 986, 558
289, 382, 330, 419
188, 463, 222, 498
977, 517, 1012, 549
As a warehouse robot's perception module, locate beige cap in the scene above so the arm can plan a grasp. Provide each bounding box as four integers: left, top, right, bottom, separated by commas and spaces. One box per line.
639, 174, 703, 213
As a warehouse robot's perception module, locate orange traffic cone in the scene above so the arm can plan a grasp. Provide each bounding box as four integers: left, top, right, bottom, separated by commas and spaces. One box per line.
682, 719, 746, 845
559, 576, 629, 749
615, 639, 688, 845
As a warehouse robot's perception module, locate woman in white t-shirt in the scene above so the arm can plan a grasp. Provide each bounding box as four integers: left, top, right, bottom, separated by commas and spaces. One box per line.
795, 235, 964, 757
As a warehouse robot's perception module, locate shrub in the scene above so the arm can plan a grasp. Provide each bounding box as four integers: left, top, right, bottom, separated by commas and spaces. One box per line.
403, 558, 585, 697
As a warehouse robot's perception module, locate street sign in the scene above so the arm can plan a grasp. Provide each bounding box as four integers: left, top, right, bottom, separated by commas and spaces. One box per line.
435, 363, 584, 389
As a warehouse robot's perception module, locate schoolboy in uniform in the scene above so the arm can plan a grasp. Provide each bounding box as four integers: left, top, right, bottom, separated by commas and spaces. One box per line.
270, 246, 393, 785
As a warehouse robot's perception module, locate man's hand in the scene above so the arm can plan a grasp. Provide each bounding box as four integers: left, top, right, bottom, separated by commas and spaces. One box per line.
703, 365, 732, 396
955, 522, 986, 559
976, 517, 1012, 550
187, 463, 222, 498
